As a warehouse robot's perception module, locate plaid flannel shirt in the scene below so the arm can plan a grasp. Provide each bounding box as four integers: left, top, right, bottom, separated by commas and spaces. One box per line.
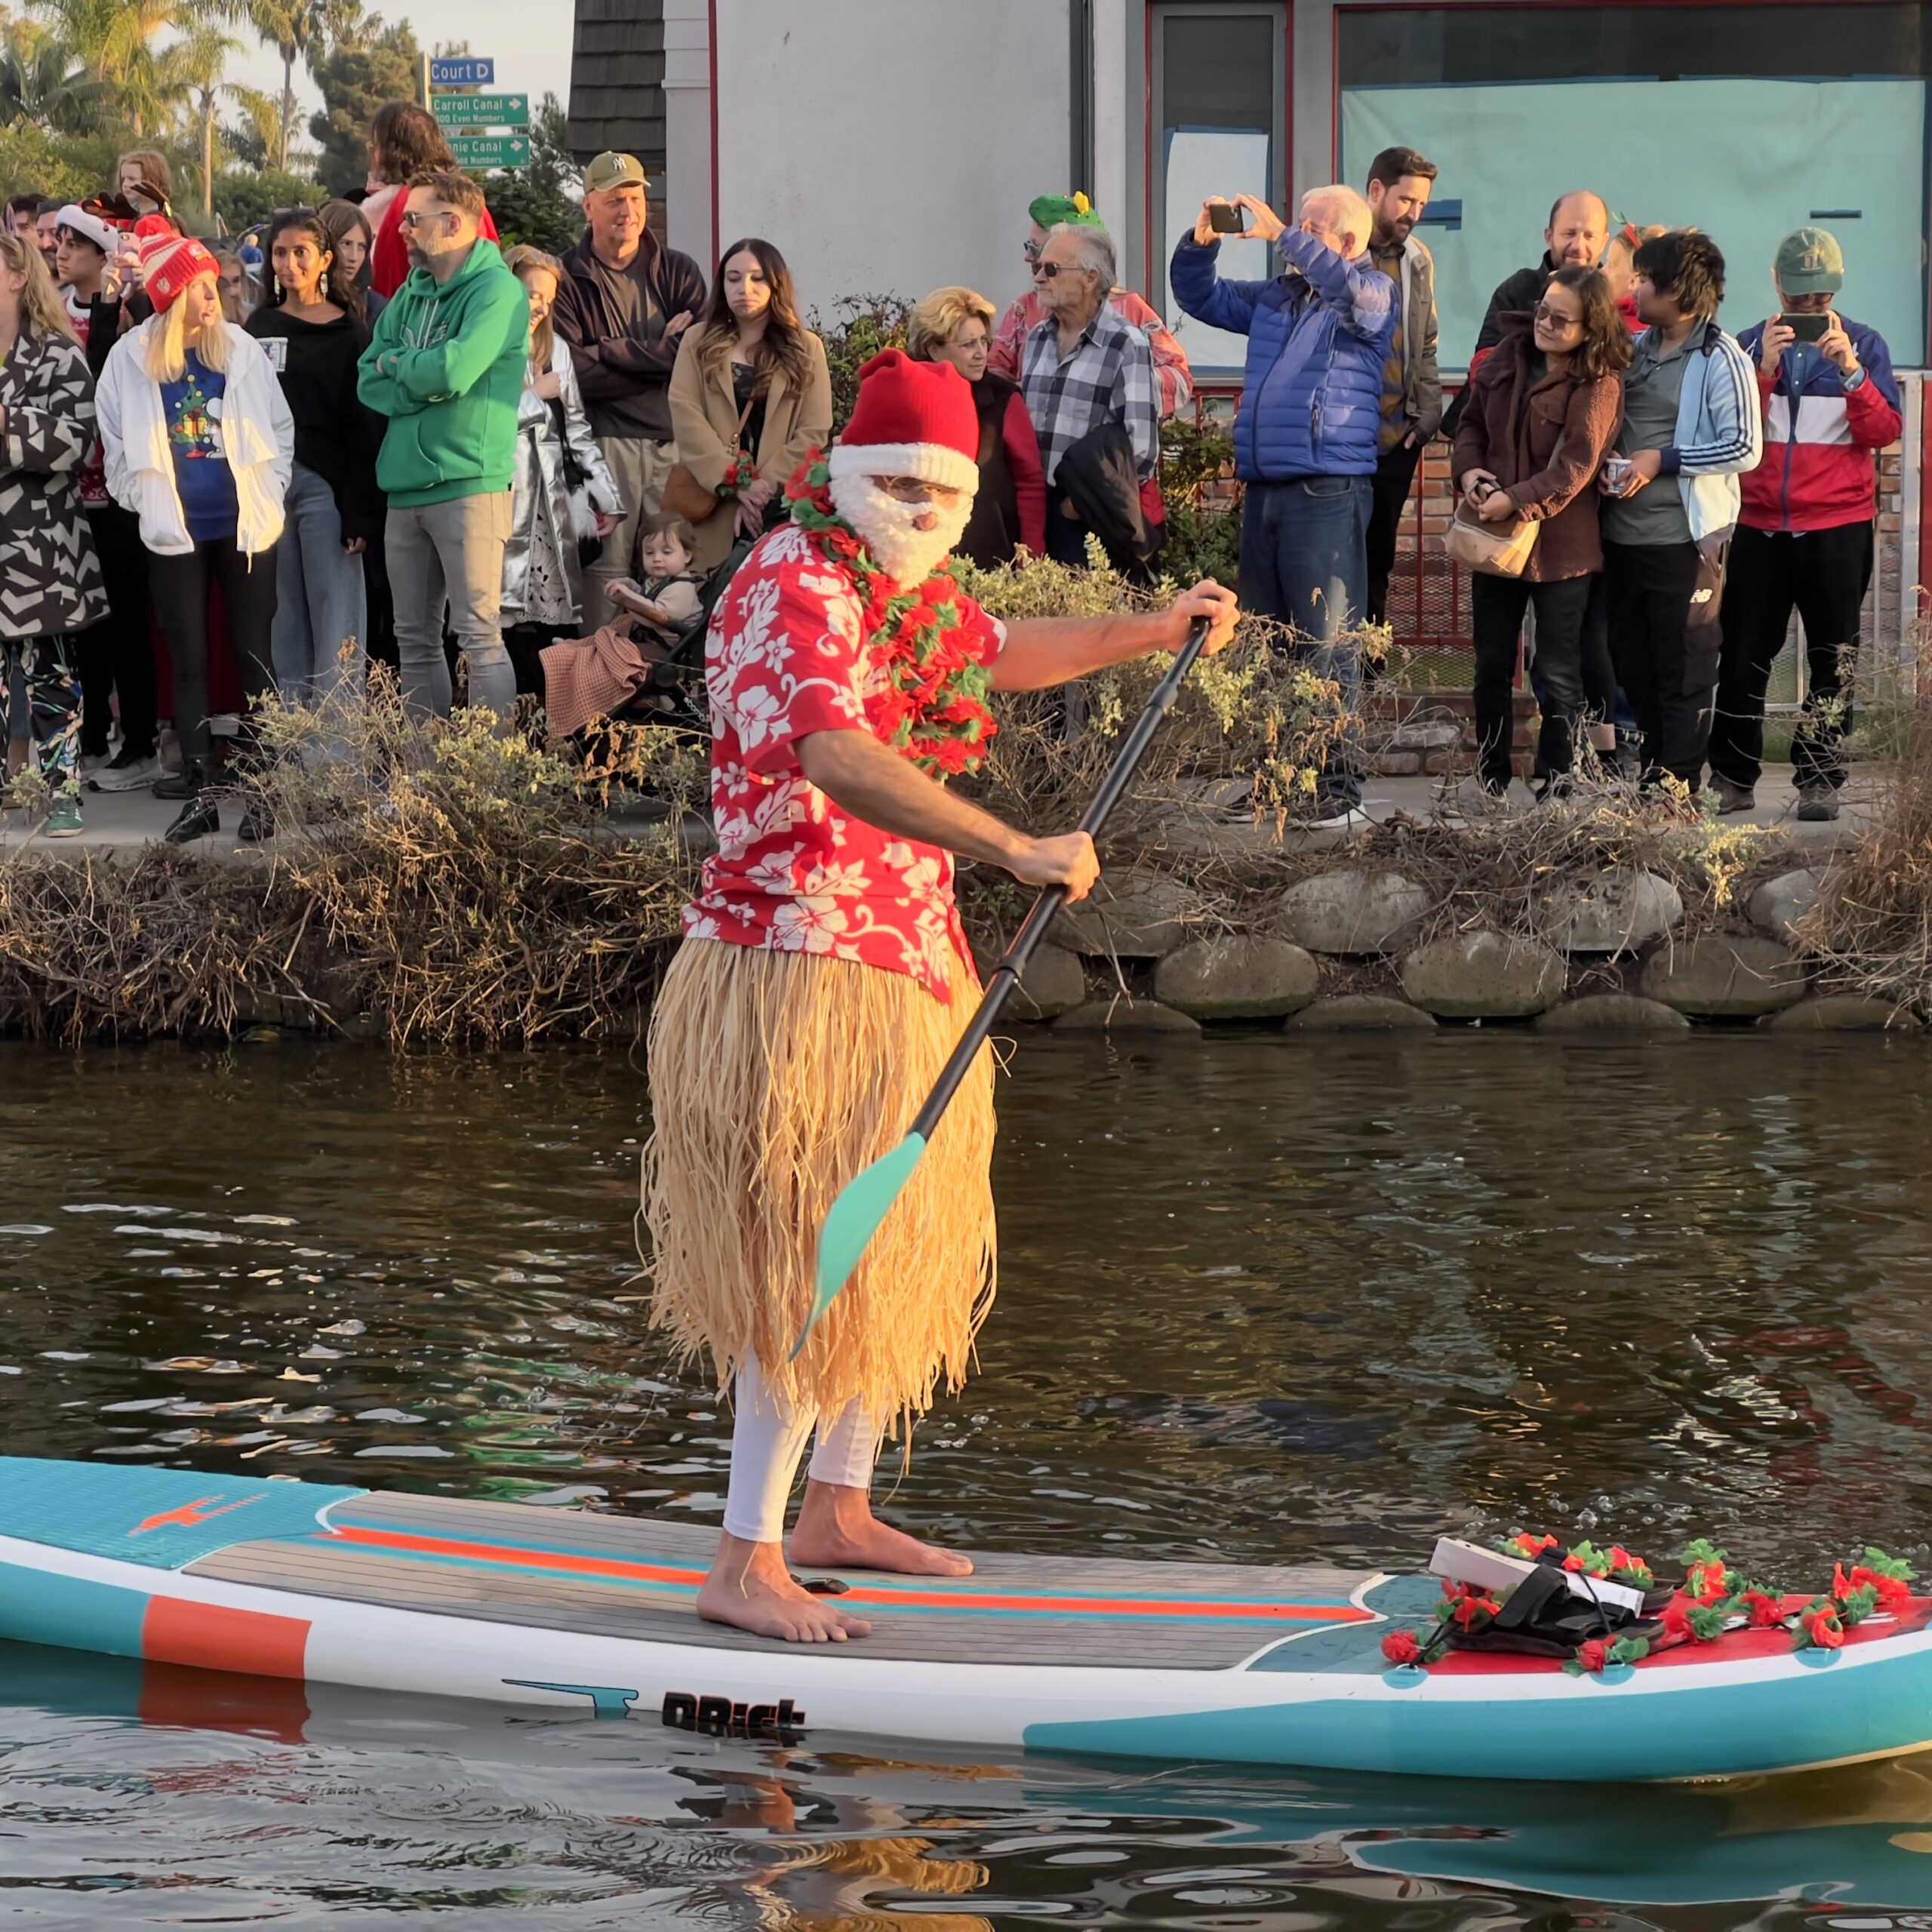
990, 286, 1194, 419
1019, 303, 1161, 488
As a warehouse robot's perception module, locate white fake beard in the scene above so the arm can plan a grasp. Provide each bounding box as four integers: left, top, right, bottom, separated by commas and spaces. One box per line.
829, 472, 974, 585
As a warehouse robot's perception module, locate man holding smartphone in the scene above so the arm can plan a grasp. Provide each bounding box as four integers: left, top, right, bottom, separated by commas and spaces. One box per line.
1707, 228, 1901, 821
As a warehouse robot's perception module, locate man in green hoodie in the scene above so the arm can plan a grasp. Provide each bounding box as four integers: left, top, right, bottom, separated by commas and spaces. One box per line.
358, 167, 528, 721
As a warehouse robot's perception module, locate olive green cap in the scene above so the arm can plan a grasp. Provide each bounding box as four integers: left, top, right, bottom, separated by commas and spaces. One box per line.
1775, 226, 1843, 297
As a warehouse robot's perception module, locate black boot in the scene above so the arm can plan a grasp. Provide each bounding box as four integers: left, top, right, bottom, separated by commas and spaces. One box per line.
159, 757, 219, 843
152, 754, 209, 802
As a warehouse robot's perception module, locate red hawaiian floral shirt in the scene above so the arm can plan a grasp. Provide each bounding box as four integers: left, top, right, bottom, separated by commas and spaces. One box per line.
684, 521, 1007, 1001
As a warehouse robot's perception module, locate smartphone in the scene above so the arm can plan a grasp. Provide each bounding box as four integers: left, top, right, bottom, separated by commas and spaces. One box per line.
1783, 312, 1831, 343
1207, 202, 1247, 235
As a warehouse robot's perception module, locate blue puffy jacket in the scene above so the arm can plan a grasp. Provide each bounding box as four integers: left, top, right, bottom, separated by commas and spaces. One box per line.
1170, 228, 1394, 482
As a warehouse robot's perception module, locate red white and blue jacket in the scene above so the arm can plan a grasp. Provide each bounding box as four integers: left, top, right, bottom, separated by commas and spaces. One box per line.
1735, 315, 1902, 534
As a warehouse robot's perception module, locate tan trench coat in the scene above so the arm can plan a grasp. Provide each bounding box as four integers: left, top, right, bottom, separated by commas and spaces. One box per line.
666, 328, 833, 571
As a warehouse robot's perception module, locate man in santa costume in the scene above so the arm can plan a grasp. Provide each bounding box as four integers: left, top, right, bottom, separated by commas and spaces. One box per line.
643, 349, 1236, 1642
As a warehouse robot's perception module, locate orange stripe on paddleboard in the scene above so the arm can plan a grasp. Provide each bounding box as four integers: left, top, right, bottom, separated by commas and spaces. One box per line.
330, 1524, 1370, 1624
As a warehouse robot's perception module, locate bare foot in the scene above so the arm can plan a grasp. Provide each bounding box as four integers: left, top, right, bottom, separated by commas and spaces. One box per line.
789, 1479, 974, 1577
695, 1531, 873, 1643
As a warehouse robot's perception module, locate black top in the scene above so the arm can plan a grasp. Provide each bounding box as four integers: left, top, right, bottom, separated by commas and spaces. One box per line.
956, 371, 1023, 569
245, 305, 385, 545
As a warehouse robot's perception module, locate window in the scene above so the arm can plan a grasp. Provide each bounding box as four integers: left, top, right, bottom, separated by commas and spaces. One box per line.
1338, 3, 1930, 365
1152, 2, 1289, 374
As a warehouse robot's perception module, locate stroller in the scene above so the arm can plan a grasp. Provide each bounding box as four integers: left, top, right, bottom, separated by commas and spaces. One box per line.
598, 538, 754, 738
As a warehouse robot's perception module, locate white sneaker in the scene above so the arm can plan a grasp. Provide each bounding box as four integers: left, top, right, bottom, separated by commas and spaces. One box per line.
88, 750, 163, 792
79, 750, 115, 777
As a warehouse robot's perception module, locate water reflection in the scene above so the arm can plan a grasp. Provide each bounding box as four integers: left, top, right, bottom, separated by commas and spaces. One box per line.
2, 1032, 1932, 1916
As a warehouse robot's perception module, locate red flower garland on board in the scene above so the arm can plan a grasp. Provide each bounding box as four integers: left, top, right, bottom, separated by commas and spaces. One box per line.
785, 455, 998, 780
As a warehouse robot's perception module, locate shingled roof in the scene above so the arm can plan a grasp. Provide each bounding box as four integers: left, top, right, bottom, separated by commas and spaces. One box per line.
568, 0, 666, 166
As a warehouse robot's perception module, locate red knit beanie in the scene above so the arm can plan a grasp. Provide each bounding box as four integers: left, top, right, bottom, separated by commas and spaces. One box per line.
827, 349, 980, 494
134, 215, 218, 314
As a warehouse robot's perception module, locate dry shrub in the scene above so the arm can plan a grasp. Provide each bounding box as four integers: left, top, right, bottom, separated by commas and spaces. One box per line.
0, 669, 704, 1046
239, 669, 704, 1045
1794, 695, 1930, 1010
958, 543, 1383, 838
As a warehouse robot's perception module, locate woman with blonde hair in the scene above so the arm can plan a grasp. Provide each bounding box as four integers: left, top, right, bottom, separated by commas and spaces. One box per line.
908, 284, 1045, 565
500, 243, 620, 689
0, 232, 107, 836
96, 223, 294, 841
667, 236, 832, 571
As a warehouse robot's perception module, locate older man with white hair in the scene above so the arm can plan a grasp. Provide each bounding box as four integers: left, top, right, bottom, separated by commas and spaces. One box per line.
1017, 221, 1161, 568
1171, 184, 1394, 827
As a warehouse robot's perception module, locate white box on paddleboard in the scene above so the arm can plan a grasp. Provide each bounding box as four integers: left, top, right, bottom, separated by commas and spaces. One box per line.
1429, 1537, 1650, 1617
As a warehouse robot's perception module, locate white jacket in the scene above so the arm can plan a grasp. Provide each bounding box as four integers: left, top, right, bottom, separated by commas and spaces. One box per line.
95, 317, 294, 558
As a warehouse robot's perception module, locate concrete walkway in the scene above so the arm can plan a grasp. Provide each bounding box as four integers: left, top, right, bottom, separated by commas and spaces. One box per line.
0, 766, 1879, 863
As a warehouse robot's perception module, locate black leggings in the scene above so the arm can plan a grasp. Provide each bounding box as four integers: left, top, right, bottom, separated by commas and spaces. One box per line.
77, 503, 157, 758
149, 537, 279, 762
1472, 572, 1593, 790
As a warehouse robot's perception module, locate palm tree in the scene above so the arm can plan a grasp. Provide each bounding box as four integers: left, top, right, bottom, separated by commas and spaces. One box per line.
162, 21, 240, 213
32, 0, 230, 136
242, 0, 318, 173
223, 82, 291, 173
0, 20, 110, 131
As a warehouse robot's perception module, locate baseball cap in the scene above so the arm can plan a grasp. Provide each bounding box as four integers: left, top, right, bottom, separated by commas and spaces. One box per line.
1775, 226, 1843, 297
584, 152, 648, 195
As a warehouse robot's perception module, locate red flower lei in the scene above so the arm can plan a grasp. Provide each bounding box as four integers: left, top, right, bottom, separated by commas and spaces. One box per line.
785, 454, 997, 780
715, 450, 758, 500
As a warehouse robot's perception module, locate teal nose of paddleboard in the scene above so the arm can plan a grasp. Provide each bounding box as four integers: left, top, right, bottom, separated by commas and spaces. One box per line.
795, 1132, 929, 1358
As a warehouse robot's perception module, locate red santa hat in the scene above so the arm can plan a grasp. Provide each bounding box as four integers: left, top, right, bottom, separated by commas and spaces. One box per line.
134, 214, 217, 314
826, 349, 980, 495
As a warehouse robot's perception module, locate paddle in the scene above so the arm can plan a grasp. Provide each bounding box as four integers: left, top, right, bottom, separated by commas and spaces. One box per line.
794, 614, 1216, 1358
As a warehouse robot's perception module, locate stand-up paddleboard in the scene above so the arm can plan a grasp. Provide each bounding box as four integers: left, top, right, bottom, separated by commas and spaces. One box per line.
2, 1457, 1930, 1782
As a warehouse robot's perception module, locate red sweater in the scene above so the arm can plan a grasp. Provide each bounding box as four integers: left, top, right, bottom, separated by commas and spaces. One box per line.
371, 193, 500, 299
1000, 388, 1048, 555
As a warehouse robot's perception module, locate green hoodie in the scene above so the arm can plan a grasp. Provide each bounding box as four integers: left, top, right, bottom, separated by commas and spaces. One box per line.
356, 238, 529, 508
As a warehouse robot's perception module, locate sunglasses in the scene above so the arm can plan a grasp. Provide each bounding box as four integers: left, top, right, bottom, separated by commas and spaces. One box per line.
1033, 260, 1087, 279
398, 209, 454, 232
1022, 238, 1043, 262
1534, 300, 1583, 328
876, 476, 965, 507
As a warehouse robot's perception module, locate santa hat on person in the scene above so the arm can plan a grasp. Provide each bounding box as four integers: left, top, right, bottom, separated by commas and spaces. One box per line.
54, 205, 117, 254
134, 214, 217, 313
826, 349, 980, 496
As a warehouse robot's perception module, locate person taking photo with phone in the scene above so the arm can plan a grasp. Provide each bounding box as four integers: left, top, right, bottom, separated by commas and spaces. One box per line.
1706, 227, 1900, 822
1171, 186, 1393, 829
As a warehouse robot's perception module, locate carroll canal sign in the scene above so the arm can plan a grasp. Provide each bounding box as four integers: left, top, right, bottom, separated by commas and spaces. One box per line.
420, 54, 531, 172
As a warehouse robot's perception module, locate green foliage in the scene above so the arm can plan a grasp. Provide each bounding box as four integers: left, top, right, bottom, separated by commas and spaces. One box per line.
811, 294, 911, 432
306, 15, 417, 195
478, 94, 577, 254
1157, 411, 1241, 589
0, 120, 110, 202
213, 165, 327, 232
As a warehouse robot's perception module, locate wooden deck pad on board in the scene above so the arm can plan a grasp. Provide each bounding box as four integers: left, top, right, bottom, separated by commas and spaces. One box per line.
186, 1490, 1376, 1671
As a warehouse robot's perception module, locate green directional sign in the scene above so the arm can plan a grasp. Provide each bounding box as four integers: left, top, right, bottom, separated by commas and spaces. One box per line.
448, 133, 531, 171
432, 91, 529, 128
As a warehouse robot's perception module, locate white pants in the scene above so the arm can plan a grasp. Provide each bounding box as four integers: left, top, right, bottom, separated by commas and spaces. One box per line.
720, 1352, 880, 1543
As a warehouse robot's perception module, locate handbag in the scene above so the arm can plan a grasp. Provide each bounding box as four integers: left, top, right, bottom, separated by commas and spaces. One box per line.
1444, 495, 1539, 579
547, 398, 606, 568
661, 392, 758, 526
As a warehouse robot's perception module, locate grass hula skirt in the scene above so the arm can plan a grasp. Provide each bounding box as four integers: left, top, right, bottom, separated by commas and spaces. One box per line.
641, 937, 996, 1424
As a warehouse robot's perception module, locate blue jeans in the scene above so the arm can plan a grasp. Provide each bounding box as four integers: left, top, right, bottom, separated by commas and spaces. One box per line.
272, 461, 368, 707
1240, 475, 1372, 808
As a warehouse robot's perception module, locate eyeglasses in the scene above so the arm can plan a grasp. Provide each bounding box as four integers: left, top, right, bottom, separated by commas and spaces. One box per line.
876, 476, 966, 507
1534, 301, 1583, 328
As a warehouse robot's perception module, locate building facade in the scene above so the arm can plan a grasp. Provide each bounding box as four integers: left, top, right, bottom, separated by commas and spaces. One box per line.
570, 0, 1929, 673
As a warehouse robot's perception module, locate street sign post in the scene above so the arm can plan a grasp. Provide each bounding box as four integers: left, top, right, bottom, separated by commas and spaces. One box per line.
445, 134, 530, 171
429, 55, 494, 86
430, 91, 528, 128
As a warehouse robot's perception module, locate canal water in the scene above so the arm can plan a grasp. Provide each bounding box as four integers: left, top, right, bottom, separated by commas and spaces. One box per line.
3, 1031, 1932, 1923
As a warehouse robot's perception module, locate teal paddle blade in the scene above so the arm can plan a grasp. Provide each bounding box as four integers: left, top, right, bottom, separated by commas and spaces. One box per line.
793, 1131, 929, 1359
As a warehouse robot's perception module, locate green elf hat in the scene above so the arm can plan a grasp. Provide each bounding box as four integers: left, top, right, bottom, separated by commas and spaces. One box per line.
1029, 191, 1106, 229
